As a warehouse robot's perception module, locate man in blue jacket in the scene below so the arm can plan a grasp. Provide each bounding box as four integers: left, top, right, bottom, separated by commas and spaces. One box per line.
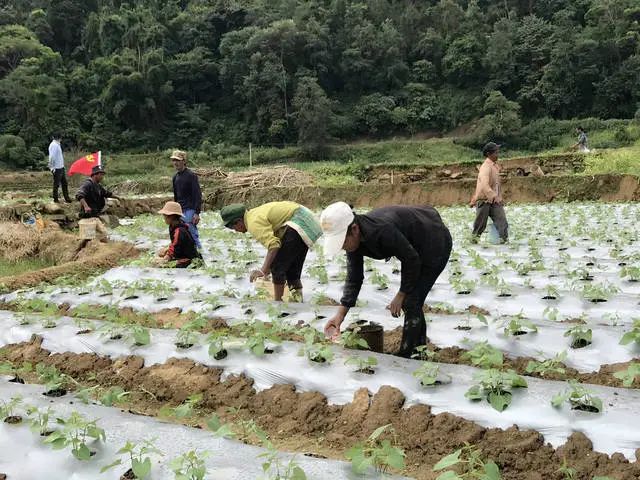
321, 202, 452, 358
171, 150, 202, 248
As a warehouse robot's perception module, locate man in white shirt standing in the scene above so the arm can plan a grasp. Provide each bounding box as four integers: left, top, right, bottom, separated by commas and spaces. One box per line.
48, 132, 71, 203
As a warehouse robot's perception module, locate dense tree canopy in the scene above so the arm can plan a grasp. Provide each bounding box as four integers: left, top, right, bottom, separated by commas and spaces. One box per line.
0, 0, 639, 165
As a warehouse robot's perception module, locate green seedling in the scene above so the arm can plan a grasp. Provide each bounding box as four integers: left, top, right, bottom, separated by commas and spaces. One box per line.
451, 277, 477, 295
72, 315, 95, 332
557, 458, 576, 480
371, 271, 389, 290
308, 264, 329, 284
432, 443, 501, 480
26, 405, 54, 435
175, 316, 208, 348
0, 396, 22, 422
75, 386, 99, 404
259, 442, 307, 480
525, 351, 567, 377
542, 284, 560, 300
131, 325, 151, 346
0, 361, 32, 382
619, 319, 640, 347
170, 450, 210, 480
338, 328, 370, 350
580, 281, 619, 302
494, 279, 512, 297
465, 369, 527, 412
239, 321, 283, 356
564, 326, 592, 349
206, 414, 235, 438
542, 306, 560, 322
502, 315, 538, 336
225, 407, 269, 443
345, 355, 378, 374
613, 363, 640, 387
44, 411, 106, 460
411, 345, 437, 361
101, 439, 162, 479
161, 393, 203, 419
36, 363, 67, 393
461, 341, 503, 369
345, 424, 405, 474
620, 265, 640, 282
100, 386, 130, 407
413, 362, 450, 386
207, 331, 229, 360
552, 380, 603, 413
298, 330, 334, 364
41, 316, 58, 328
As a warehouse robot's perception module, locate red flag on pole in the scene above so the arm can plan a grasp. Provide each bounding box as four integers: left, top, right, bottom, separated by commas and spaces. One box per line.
68, 151, 101, 176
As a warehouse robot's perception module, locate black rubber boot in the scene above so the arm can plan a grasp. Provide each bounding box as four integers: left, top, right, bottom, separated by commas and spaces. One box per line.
398, 315, 427, 358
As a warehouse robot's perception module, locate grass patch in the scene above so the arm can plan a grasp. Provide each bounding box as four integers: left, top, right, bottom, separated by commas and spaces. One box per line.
583, 141, 640, 176
0, 258, 54, 277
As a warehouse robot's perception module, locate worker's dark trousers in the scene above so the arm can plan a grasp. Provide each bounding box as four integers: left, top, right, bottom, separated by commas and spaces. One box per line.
52, 168, 71, 202
399, 230, 453, 358
472, 200, 508, 241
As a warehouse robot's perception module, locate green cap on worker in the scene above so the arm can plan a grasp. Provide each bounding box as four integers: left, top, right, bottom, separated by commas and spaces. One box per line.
221, 203, 246, 228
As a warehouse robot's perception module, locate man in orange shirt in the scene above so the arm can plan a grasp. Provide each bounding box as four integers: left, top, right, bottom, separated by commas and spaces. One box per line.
469, 142, 508, 242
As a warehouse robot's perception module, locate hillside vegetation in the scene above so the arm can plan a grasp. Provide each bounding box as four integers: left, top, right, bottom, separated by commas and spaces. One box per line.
1, 0, 640, 168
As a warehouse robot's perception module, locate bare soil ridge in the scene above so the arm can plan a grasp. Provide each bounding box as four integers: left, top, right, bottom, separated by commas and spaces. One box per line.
1, 336, 639, 480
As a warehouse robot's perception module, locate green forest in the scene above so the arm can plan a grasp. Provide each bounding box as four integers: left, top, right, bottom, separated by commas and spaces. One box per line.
1, 0, 639, 167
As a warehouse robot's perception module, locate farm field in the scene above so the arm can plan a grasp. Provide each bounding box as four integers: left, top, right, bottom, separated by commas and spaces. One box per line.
1, 202, 640, 479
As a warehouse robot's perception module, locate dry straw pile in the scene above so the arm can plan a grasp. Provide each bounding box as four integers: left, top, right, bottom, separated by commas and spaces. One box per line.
0, 222, 80, 264
218, 166, 313, 193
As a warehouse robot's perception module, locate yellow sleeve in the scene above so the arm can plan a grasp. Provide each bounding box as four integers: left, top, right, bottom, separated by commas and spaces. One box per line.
246, 211, 281, 250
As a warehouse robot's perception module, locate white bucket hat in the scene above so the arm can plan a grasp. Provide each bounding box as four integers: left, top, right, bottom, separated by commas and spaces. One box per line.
320, 202, 354, 258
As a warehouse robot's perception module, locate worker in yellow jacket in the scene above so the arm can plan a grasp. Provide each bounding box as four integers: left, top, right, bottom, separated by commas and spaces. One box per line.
221, 201, 322, 301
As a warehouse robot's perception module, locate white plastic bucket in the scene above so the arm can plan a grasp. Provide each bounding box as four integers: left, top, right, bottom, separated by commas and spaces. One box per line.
78, 218, 97, 240
488, 222, 500, 244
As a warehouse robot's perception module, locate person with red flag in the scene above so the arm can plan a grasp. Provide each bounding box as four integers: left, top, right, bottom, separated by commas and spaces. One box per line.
68, 151, 102, 177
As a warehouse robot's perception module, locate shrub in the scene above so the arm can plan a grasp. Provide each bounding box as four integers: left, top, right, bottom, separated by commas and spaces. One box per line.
0, 134, 42, 169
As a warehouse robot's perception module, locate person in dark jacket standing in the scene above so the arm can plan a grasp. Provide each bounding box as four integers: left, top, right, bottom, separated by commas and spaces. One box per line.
156, 201, 202, 268
321, 202, 452, 358
171, 150, 202, 248
76, 165, 114, 218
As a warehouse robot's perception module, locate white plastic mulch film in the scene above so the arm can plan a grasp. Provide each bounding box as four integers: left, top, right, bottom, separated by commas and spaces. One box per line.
2, 202, 640, 466
0, 381, 402, 480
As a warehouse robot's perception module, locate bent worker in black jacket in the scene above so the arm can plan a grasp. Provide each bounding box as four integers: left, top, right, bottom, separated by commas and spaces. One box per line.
320, 202, 452, 358
76, 165, 114, 218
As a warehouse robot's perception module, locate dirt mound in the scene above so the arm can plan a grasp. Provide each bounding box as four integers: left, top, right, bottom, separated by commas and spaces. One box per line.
0, 240, 138, 292
381, 328, 638, 390
2, 337, 639, 480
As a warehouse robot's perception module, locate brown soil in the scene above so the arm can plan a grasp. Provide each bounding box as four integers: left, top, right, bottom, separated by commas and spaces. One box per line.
383, 327, 640, 389
0, 240, 139, 292
209, 174, 640, 209
1, 336, 638, 480
61, 304, 227, 331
